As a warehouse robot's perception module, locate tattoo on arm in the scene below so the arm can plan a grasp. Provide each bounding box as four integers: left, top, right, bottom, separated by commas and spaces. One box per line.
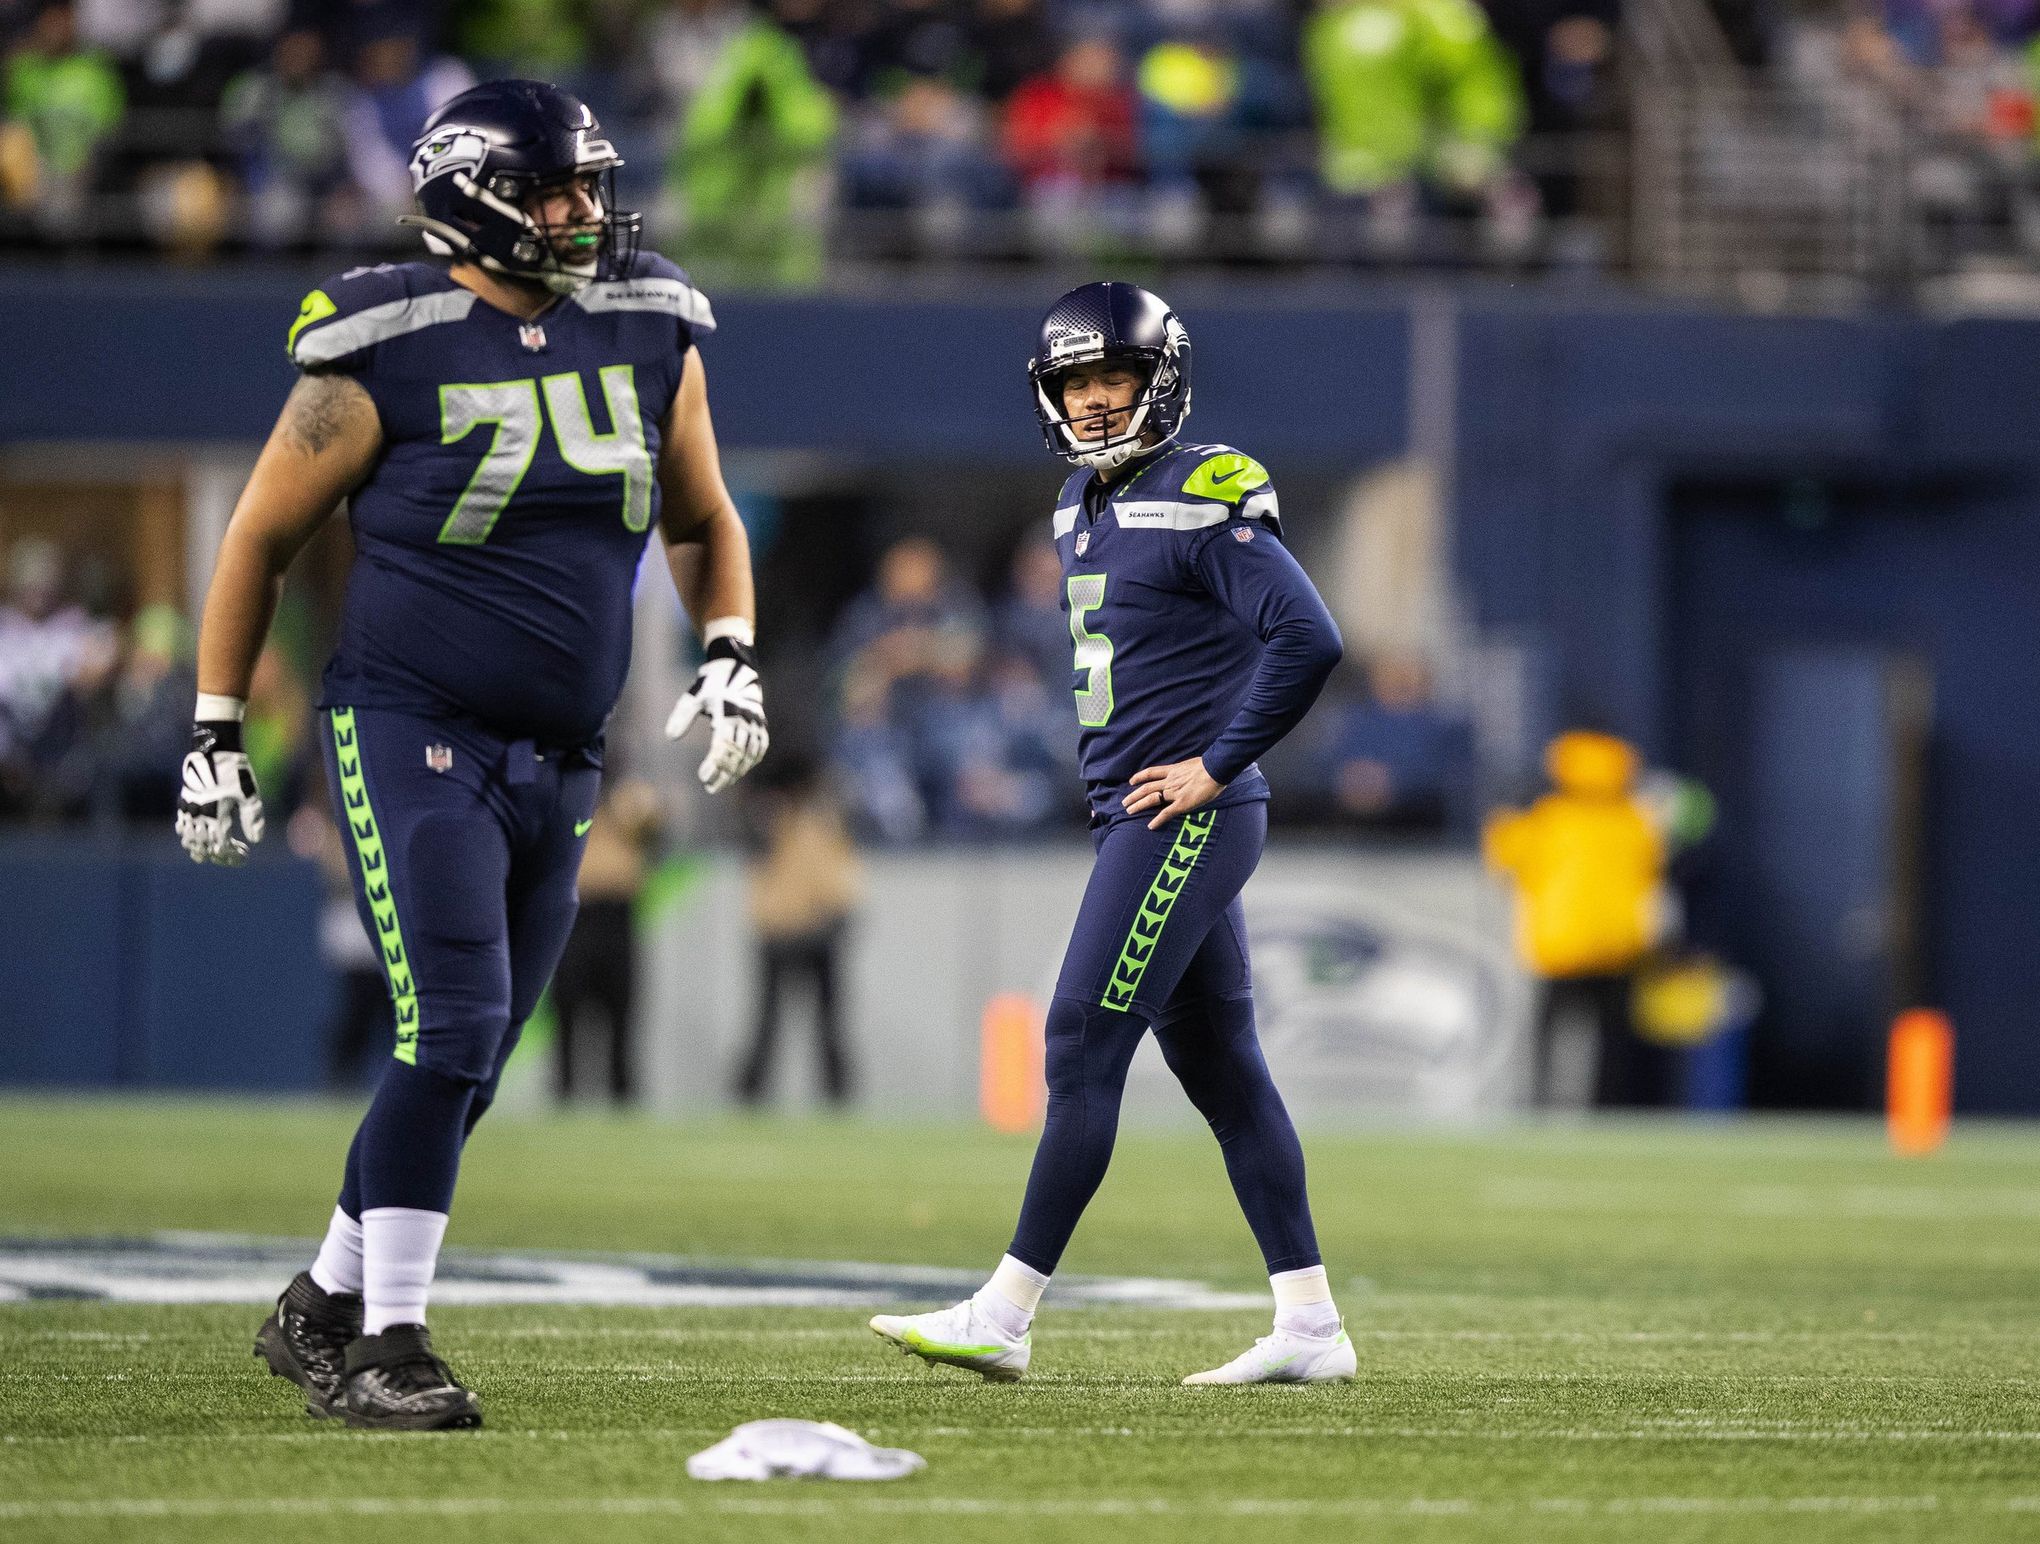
281, 371, 372, 457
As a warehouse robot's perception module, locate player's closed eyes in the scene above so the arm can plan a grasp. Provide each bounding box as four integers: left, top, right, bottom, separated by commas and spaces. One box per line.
533, 177, 602, 211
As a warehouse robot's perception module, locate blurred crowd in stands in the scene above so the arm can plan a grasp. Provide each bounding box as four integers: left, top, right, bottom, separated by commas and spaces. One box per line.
1781, 0, 2040, 265
5, 0, 2040, 285
0, 535, 312, 825
0, 0, 1627, 273
823, 532, 1475, 842
0, 528, 1475, 841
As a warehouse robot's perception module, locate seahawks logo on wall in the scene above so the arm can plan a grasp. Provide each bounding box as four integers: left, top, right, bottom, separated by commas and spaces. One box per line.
409, 126, 491, 191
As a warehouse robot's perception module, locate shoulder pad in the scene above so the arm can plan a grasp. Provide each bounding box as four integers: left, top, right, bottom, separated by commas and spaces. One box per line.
1177, 445, 1280, 532
574, 251, 716, 334
1178, 448, 1271, 504
287, 263, 475, 369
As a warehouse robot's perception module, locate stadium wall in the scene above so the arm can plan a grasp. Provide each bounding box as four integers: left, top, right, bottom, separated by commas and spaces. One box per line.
7, 267, 2040, 1112
0, 839, 1527, 1123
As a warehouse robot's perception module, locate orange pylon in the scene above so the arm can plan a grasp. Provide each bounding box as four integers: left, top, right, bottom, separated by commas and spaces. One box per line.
1887, 1009, 1953, 1157
980, 993, 1045, 1134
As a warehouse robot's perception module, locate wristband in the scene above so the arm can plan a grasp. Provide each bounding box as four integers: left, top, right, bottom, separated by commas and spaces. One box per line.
194, 692, 247, 723
702, 616, 754, 649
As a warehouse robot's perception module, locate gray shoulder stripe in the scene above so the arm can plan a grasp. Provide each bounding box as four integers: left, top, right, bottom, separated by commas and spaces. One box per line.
1053, 506, 1078, 538
575, 277, 717, 332
1241, 490, 1279, 523
292, 289, 477, 365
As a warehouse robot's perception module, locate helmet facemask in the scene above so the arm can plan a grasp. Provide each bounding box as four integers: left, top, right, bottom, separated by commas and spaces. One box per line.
1036, 354, 1152, 472
500, 165, 641, 293
1029, 312, 1191, 471
402, 128, 642, 294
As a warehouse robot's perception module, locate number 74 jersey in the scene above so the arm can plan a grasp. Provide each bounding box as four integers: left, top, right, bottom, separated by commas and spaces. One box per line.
287, 253, 714, 746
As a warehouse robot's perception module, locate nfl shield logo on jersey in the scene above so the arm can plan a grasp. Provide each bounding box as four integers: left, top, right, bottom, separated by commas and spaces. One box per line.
518, 322, 548, 353
425, 744, 453, 774
1233, 527, 1256, 543
1075, 530, 1090, 556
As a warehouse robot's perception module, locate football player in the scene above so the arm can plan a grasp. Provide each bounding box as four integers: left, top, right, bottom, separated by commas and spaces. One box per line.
870, 282, 1356, 1385
177, 81, 768, 1429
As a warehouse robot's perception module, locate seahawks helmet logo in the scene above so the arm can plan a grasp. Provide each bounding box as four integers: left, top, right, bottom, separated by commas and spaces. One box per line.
409, 126, 490, 191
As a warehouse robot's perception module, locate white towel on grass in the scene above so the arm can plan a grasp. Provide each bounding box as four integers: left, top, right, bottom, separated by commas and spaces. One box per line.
686, 1420, 926, 1482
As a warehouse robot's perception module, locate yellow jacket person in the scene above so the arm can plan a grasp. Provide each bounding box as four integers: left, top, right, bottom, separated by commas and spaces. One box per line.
1483, 731, 1665, 980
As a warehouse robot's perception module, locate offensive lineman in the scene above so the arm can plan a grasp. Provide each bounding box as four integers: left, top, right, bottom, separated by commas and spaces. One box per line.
870, 283, 1356, 1385
175, 81, 768, 1428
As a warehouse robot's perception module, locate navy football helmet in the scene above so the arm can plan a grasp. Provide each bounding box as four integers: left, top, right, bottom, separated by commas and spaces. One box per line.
400, 80, 640, 294
1027, 282, 1192, 471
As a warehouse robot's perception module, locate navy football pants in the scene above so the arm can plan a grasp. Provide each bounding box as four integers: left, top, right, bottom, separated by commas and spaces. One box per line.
1007, 800, 1322, 1277
322, 705, 597, 1216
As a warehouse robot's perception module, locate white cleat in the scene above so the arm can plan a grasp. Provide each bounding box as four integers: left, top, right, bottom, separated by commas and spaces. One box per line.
1183, 1326, 1357, 1386
869, 1300, 1031, 1383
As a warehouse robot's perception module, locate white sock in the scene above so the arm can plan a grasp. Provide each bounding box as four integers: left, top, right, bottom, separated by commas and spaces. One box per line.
1271, 1264, 1341, 1337
974, 1254, 1049, 1337
308, 1206, 364, 1296
362, 1207, 449, 1335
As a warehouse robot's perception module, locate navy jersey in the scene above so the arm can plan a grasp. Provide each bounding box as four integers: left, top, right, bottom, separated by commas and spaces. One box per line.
1054, 440, 1343, 824
288, 253, 713, 746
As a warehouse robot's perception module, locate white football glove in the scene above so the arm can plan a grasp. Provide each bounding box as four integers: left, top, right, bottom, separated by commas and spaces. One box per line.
665, 627, 768, 794
175, 713, 265, 865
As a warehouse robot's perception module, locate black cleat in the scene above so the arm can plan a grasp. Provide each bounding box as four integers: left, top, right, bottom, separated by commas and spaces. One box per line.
254, 1271, 363, 1418
340, 1324, 483, 1431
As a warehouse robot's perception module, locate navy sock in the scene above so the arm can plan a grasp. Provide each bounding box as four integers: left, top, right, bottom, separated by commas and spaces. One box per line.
1154, 994, 1321, 1273
1006, 996, 1148, 1274
352, 1058, 478, 1215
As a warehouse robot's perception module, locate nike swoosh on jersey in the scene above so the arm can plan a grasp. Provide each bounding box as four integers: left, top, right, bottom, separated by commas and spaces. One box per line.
574, 819, 594, 836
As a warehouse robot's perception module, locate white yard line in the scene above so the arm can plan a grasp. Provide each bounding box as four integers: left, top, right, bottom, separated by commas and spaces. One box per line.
0, 1494, 1994, 1521
11, 1424, 2040, 1448
14, 1324, 2031, 1346
2, 1428, 730, 1447
902, 1425, 2040, 1443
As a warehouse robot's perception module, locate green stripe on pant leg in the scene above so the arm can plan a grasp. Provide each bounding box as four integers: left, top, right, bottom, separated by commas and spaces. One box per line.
330, 707, 421, 1065
1102, 807, 1218, 1012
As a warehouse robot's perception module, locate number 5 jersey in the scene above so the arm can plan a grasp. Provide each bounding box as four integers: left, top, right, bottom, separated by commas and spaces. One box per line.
287, 254, 713, 746
1053, 442, 1345, 827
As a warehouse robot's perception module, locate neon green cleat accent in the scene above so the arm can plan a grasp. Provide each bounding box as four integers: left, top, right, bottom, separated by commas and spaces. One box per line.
869, 1303, 1031, 1382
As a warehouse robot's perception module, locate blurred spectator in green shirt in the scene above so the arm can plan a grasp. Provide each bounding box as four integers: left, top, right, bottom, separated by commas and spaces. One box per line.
455, 0, 597, 78
671, 0, 837, 287
1302, 0, 1523, 199
2, 1, 123, 230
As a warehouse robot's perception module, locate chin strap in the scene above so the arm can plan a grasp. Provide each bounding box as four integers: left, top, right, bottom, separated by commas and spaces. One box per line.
1067, 403, 1173, 470
395, 213, 470, 258
1073, 439, 1143, 472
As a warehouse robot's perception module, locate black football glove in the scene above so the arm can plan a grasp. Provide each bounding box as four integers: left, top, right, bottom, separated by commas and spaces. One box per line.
176, 714, 265, 865
665, 630, 768, 794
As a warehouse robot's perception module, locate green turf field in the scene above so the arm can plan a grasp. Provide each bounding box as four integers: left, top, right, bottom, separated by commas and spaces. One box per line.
5, 1097, 2040, 1542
